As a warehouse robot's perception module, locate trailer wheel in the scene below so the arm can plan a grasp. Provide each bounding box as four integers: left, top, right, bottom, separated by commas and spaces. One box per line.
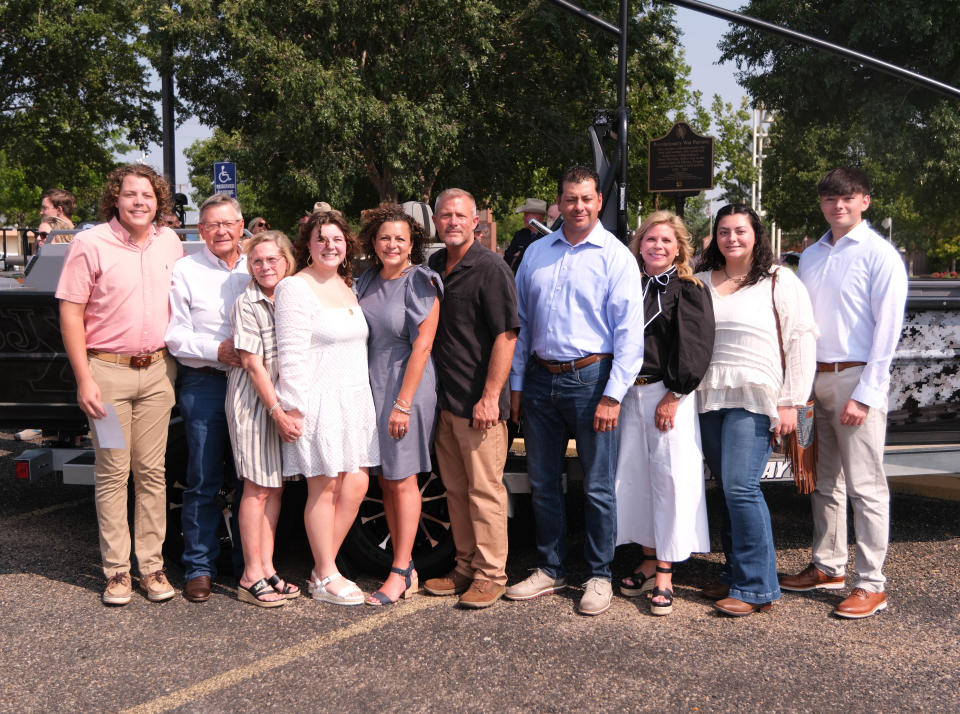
340, 467, 455, 579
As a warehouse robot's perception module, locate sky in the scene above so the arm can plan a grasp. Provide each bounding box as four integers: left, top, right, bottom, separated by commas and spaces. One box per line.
127, 0, 750, 220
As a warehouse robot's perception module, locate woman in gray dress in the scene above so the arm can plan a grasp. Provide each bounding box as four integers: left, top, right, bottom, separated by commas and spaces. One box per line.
356, 205, 442, 605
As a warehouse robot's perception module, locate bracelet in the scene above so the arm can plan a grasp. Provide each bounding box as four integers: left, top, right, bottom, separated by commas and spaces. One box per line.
267, 402, 281, 416
392, 401, 411, 415
394, 397, 411, 408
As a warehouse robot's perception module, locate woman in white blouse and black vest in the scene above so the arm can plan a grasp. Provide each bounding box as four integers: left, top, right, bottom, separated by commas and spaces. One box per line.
696, 204, 817, 617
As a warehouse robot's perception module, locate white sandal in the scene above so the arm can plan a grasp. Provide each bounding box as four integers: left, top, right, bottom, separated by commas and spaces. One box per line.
308, 571, 364, 606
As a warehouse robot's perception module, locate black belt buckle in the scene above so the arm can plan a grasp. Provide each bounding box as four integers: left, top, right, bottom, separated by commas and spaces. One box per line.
130, 354, 153, 368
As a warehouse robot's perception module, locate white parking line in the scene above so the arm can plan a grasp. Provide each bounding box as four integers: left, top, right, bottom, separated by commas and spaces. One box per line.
122, 595, 447, 714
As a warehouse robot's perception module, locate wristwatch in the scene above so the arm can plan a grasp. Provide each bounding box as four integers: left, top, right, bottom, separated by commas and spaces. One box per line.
671, 391, 684, 399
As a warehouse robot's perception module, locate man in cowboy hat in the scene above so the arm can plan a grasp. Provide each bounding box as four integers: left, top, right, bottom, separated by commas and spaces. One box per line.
503, 197, 547, 274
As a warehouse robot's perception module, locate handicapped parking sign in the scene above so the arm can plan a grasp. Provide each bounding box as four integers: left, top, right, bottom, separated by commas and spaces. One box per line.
213, 162, 237, 198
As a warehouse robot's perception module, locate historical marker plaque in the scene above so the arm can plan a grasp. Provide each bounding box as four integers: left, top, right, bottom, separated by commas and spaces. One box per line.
648, 122, 714, 193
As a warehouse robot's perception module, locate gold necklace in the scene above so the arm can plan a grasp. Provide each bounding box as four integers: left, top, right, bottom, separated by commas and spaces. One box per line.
723, 267, 747, 284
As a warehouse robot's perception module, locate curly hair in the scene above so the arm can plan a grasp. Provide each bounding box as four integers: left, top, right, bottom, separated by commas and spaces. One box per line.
699, 203, 774, 287
99, 164, 172, 224
357, 204, 427, 270
629, 210, 701, 286
294, 210, 358, 286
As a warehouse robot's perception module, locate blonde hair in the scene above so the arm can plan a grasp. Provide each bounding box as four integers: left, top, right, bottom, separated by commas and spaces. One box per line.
40, 215, 75, 243
630, 210, 701, 286
245, 230, 296, 279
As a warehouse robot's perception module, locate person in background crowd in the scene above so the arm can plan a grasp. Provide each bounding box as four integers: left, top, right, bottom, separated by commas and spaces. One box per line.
166, 193, 251, 603
545, 202, 561, 231
226, 231, 302, 607
41, 188, 76, 228
160, 212, 182, 229
780, 167, 908, 619
36, 215, 73, 248
274, 210, 378, 605
356, 205, 442, 605
424, 188, 519, 609
248, 217, 269, 235
614, 211, 714, 616
503, 197, 547, 274
696, 204, 817, 617
56, 164, 183, 605
507, 166, 644, 616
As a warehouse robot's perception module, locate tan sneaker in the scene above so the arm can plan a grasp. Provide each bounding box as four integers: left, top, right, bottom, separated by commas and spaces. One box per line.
504, 568, 567, 601
423, 569, 472, 596
578, 577, 612, 616
103, 572, 133, 606
458, 579, 506, 609
140, 569, 176, 602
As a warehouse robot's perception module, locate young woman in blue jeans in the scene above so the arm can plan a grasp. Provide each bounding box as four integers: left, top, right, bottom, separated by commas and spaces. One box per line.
695, 204, 817, 616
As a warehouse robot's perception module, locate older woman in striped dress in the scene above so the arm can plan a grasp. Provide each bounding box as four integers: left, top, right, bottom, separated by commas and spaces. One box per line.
226, 231, 302, 607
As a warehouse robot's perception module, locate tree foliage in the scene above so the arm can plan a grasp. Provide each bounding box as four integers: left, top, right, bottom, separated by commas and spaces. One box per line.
0, 1, 158, 222
719, 0, 960, 246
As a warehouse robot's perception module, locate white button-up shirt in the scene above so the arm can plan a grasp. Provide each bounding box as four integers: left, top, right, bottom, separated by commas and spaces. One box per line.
165, 245, 249, 370
798, 220, 908, 409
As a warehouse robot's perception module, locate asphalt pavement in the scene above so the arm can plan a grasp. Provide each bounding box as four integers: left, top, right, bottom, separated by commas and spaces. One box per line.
1, 431, 958, 713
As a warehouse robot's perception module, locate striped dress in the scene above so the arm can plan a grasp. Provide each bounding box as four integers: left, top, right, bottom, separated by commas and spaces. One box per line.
226, 281, 298, 487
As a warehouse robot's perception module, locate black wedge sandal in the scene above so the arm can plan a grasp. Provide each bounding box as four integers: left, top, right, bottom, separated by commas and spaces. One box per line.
650, 565, 674, 616
618, 553, 656, 598
366, 560, 420, 606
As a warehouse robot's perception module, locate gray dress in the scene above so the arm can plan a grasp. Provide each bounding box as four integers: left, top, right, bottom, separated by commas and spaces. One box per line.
356, 265, 442, 479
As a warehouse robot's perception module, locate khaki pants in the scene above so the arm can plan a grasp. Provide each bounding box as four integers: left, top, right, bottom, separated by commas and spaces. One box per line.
433, 410, 509, 585
88, 354, 177, 578
811, 366, 889, 592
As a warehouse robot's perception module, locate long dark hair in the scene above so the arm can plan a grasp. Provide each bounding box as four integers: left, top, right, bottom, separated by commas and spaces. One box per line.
700, 203, 774, 287
358, 204, 427, 270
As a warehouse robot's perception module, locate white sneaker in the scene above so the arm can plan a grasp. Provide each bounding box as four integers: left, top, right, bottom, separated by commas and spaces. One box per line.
578, 577, 612, 616
504, 568, 567, 601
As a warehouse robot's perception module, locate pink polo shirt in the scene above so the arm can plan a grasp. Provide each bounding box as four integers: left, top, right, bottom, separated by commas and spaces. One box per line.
55, 217, 184, 354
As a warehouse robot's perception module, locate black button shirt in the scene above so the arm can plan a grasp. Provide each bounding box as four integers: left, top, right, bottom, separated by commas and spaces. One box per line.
428, 241, 520, 420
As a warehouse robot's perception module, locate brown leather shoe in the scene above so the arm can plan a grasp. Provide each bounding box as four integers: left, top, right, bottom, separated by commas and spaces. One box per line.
714, 597, 772, 617
184, 575, 212, 602
424, 569, 472, 596
458, 579, 506, 609
779, 563, 845, 592
833, 588, 887, 619
701, 581, 729, 600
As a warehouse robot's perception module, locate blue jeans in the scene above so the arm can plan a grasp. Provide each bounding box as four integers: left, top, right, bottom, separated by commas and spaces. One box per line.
178, 367, 242, 580
699, 408, 780, 604
522, 357, 618, 579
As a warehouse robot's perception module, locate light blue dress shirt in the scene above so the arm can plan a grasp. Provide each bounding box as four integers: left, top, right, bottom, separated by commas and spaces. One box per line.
798, 220, 908, 409
510, 221, 645, 402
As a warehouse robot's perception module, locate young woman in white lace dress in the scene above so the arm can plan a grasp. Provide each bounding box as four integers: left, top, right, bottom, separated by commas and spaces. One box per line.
274, 211, 379, 605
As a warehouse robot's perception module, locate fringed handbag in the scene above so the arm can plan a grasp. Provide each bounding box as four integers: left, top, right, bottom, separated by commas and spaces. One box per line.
771, 271, 818, 495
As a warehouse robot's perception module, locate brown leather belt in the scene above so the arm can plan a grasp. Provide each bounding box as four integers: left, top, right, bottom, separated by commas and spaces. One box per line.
536, 353, 612, 374
634, 376, 662, 386
88, 348, 166, 369
816, 361, 866, 373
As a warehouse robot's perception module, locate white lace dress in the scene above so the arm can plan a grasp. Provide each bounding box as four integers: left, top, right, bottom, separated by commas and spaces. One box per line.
273, 276, 380, 478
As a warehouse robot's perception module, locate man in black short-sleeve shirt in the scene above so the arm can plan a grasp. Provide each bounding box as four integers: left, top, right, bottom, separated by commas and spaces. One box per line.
424, 188, 519, 609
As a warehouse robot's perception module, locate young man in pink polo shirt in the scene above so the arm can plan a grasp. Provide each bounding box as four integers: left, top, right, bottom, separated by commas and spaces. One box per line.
56, 164, 184, 605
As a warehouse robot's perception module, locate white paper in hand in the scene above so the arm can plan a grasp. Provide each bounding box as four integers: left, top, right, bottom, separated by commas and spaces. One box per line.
93, 403, 126, 449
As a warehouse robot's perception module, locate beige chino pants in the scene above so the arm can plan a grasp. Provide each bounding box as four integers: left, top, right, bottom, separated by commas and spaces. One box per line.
88, 353, 177, 578
434, 410, 509, 585
811, 365, 889, 592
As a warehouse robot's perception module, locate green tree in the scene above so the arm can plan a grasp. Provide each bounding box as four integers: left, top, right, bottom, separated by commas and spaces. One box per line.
0, 1, 158, 223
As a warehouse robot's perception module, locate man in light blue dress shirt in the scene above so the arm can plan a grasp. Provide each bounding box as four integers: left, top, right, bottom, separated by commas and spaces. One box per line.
505, 165, 644, 616
781, 167, 908, 619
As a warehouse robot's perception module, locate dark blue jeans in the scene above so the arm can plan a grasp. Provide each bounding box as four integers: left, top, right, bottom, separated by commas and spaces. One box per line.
178, 367, 242, 580
699, 408, 780, 604
521, 357, 618, 580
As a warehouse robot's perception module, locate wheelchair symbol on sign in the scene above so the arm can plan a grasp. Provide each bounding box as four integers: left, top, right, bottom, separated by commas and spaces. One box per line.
218, 166, 232, 183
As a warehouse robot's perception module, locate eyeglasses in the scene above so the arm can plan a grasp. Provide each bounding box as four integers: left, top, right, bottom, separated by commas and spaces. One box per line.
199, 219, 241, 230
250, 256, 285, 269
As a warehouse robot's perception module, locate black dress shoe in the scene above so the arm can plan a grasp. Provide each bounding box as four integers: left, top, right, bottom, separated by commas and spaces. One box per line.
184, 575, 212, 602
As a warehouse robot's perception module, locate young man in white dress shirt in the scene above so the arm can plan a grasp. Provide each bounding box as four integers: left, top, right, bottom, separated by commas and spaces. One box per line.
165, 194, 250, 602
781, 167, 908, 618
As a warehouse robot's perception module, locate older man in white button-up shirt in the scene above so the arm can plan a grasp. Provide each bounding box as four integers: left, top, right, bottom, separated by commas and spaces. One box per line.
166, 193, 250, 602
782, 167, 908, 620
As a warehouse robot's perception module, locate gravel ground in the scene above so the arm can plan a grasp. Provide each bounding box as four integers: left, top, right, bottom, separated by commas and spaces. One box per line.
1, 431, 958, 713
